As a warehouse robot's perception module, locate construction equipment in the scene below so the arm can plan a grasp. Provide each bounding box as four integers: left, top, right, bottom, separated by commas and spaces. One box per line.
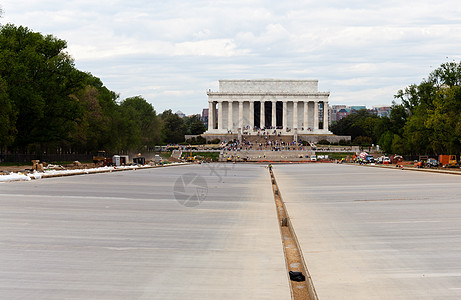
93, 151, 112, 166
186, 148, 195, 162
439, 155, 458, 168
426, 158, 439, 168
93, 151, 106, 163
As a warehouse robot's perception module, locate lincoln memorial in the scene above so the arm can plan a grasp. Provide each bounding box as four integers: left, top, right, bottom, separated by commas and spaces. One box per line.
204, 79, 332, 137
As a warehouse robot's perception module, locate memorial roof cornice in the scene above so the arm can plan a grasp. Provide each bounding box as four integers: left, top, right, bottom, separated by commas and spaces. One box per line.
206, 92, 330, 96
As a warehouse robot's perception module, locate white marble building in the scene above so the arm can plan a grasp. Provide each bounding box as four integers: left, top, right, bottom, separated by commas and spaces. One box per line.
205, 79, 331, 135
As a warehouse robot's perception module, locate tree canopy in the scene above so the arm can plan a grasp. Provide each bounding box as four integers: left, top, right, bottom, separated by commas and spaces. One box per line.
395, 62, 461, 155
0, 24, 206, 154
331, 62, 461, 155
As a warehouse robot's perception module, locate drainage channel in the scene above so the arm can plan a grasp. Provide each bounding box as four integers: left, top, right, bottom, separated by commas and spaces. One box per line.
269, 169, 318, 300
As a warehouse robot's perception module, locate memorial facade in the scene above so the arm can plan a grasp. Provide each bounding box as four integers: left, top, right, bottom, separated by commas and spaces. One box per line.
204, 79, 331, 135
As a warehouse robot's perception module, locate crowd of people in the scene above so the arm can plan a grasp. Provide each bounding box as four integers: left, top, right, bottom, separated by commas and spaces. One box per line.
228, 126, 315, 136
222, 136, 307, 151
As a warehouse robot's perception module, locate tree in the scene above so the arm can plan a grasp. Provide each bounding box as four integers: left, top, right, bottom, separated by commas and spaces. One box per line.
0, 24, 179, 155
0, 76, 17, 149
330, 109, 380, 143
82, 74, 121, 152
184, 115, 206, 135
378, 131, 394, 154
374, 103, 410, 154
0, 24, 85, 152
353, 136, 373, 146
392, 61, 461, 155
387, 103, 408, 136
425, 85, 461, 154
118, 96, 161, 151
161, 110, 186, 144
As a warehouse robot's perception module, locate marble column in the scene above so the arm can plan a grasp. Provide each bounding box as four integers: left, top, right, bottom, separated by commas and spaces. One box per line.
282, 101, 287, 130
293, 101, 298, 129
271, 101, 276, 128
260, 101, 265, 129
218, 101, 223, 130
249, 101, 254, 129
314, 101, 319, 131
323, 101, 329, 131
303, 101, 309, 131
238, 101, 244, 129
228, 101, 233, 131
208, 101, 214, 130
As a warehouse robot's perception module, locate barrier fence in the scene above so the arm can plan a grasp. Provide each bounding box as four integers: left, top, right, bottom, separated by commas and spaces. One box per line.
0, 154, 94, 164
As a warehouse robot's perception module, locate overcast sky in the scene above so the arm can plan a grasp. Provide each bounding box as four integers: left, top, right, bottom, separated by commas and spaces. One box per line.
1, 0, 460, 114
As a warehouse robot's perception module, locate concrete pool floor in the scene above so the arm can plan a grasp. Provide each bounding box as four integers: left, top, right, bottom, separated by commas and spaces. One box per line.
1, 163, 460, 299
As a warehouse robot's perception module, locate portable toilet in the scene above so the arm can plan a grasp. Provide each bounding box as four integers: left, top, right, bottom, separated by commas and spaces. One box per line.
112, 155, 121, 166
120, 155, 129, 165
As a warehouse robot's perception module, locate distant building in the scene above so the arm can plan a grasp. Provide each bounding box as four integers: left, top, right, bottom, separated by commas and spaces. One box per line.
350, 106, 366, 111
175, 110, 186, 118
329, 105, 347, 123
201, 108, 209, 125
372, 106, 391, 117
330, 105, 389, 124
202, 108, 209, 118
329, 105, 366, 124
336, 108, 351, 121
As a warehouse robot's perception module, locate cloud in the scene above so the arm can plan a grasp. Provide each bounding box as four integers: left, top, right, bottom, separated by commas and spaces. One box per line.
173, 39, 249, 56
2, 0, 461, 114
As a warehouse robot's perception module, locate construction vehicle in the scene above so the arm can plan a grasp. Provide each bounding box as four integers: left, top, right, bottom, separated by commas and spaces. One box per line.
186, 149, 195, 162
426, 158, 439, 168
392, 155, 403, 164
439, 155, 458, 168
365, 155, 375, 163
93, 150, 106, 164
93, 150, 113, 166
93, 151, 112, 166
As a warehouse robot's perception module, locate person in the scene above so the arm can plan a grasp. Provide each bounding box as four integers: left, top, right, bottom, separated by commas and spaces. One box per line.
268, 164, 272, 171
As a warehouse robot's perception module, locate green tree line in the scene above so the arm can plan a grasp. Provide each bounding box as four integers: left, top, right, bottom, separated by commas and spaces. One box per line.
0, 24, 205, 154
331, 62, 461, 155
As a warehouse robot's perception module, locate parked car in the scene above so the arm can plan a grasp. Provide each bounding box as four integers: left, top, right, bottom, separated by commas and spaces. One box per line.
365, 155, 375, 163
426, 158, 439, 168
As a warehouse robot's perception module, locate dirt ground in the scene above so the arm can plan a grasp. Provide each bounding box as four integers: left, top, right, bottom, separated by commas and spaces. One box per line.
0, 163, 97, 174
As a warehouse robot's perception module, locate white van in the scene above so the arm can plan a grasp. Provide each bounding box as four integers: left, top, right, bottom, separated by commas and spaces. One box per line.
310, 155, 317, 162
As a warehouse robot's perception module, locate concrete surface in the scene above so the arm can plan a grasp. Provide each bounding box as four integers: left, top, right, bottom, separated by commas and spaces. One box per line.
274, 163, 461, 299
0, 164, 289, 299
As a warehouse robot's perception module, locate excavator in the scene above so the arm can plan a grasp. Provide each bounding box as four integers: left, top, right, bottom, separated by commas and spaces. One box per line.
186, 149, 195, 162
